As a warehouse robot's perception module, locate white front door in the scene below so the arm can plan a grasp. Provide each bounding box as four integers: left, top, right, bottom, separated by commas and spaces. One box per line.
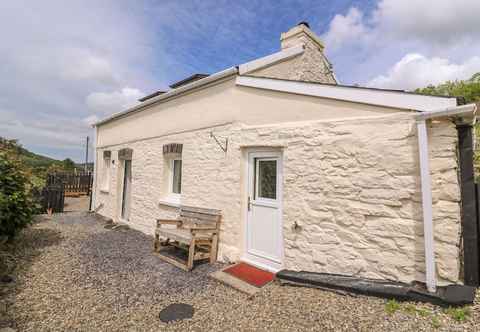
244, 151, 283, 272
121, 160, 132, 221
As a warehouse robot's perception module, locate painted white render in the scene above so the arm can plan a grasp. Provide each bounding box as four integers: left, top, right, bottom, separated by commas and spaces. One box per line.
97, 78, 410, 148
92, 23, 472, 288
94, 111, 462, 286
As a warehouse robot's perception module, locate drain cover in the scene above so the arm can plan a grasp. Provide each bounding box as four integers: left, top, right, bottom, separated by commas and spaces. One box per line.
159, 303, 194, 323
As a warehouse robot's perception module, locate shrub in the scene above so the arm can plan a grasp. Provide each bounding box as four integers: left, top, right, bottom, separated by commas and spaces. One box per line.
0, 140, 35, 240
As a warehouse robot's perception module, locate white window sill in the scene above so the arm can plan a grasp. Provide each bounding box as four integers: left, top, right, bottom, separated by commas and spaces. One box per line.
100, 188, 110, 194
158, 196, 181, 208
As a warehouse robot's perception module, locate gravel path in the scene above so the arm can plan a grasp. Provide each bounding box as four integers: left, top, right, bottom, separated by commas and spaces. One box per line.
63, 196, 89, 212
2, 212, 479, 331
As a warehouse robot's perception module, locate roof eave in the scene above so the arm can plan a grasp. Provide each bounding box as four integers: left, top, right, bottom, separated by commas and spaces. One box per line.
235, 76, 459, 113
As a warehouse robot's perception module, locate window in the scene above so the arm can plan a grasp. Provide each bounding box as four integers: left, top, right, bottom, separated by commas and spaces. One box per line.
171, 159, 182, 194
255, 158, 277, 200
160, 145, 183, 206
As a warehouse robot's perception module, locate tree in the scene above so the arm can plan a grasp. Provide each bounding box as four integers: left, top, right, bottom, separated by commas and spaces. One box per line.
62, 158, 75, 170
0, 139, 35, 240
415, 73, 480, 104
415, 73, 480, 176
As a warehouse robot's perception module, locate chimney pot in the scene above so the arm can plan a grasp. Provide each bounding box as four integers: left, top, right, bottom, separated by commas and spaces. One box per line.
297, 21, 310, 28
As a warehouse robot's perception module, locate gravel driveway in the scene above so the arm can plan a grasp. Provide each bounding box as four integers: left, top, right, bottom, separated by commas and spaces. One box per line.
2, 212, 479, 331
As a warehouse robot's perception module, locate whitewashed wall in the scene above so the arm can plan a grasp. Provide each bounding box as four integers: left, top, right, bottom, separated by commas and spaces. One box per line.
94, 113, 461, 286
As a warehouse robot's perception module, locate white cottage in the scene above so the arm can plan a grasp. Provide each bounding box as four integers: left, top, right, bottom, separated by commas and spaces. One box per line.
92, 23, 478, 293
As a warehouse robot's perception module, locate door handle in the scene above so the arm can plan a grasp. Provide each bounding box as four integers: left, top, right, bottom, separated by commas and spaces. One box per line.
248, 196, 251, 211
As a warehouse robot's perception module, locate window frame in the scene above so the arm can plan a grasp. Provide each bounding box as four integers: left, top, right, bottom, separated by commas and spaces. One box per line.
169, 157, 182, 200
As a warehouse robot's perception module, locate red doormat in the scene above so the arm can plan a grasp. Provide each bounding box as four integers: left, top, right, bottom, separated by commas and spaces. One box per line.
223, 262, 275, 288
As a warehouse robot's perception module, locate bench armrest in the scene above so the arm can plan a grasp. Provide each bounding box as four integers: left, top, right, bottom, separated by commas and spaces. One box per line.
157, 219, 182, 227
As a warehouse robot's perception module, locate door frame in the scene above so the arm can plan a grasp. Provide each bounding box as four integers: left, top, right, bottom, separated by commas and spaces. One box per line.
242, 148, 284, 273
119, 159, 132, 222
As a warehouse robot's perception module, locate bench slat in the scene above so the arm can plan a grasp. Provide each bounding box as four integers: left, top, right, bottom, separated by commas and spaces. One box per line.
181, 205, 221, 216
180, 211, 220, 222
181, 217, 217, 228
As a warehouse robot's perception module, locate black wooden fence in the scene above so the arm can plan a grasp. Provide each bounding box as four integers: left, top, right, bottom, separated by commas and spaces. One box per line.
47, 172, 93, 195
39, 172, 93, 214
475, 183, 480, 283
41, 184, 65, 213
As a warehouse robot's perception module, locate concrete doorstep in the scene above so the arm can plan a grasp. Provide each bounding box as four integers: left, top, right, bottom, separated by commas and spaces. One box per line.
210, 270, 260, 296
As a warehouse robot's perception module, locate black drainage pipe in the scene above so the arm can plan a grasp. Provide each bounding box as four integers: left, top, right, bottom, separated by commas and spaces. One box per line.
276, 270, 476, 306
457, 123, 479, 286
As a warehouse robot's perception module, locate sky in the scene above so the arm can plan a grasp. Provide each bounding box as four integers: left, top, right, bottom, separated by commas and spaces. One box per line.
1, 0, 479, 161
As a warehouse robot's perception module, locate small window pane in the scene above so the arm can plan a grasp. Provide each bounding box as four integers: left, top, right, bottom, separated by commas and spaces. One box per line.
257, 159, 276, 199
172, 160, 182, 194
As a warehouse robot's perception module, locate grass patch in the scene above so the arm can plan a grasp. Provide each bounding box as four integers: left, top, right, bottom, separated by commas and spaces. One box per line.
402, 303, 431, 317
385, 299, 401, 314
431, 316, 441, 329
444, 306, 471, 322
403, 303, 417, 315
416, 307, 430, 317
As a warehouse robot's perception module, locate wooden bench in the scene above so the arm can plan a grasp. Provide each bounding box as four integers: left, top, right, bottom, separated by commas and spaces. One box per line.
153, 205, 221, 271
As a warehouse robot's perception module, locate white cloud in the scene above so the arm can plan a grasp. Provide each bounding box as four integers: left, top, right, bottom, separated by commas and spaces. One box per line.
367, 53, 480, 90
82, 115, 100, 126
375, 0, 480, 44
86, 88, 144, 115
0, 1, 158, 161
321, 0, 480, 89
322, 7, 370, 51
323, 0, 480, 51
59, 50, 116, 84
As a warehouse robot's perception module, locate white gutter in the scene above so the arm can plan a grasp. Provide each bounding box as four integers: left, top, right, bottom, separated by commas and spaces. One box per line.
416, 103, 476, 293
93, 67, 238, 127
416, 104, 477, 121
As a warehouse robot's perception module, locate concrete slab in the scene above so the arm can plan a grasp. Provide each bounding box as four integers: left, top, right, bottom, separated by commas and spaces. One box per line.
210, 270, 260, 296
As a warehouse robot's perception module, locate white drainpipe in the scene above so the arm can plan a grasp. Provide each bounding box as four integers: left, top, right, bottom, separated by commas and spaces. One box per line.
416, 119, 436, 293
415, 103, 477, 293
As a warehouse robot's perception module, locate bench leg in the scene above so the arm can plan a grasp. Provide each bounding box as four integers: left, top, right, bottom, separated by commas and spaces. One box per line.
154, 233, 160, 252
187, 238, 196, 270
210, 234, 218, 264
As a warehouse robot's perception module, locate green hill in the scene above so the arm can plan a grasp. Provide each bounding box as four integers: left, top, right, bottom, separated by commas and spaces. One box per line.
0, 137, 64, 187
17, 146, 62, 170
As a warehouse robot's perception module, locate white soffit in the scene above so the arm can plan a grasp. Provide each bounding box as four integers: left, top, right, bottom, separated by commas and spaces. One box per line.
236, 76, 458, 111
239, 44, 305, 75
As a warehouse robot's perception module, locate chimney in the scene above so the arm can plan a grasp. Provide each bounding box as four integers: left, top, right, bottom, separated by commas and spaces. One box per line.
280, 22, 325, 51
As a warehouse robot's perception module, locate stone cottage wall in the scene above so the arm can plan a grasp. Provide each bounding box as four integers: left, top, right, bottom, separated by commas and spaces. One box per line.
94, 113, 461, 285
